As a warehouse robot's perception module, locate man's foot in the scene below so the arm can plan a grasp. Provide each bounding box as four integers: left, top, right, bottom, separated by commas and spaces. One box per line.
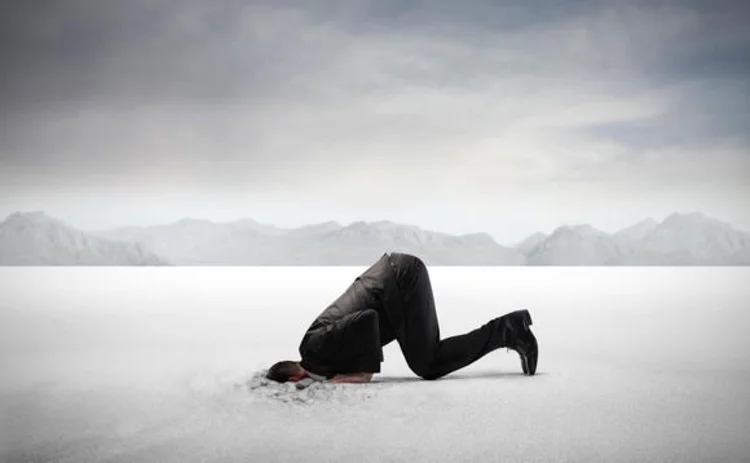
503, 310, 538, 375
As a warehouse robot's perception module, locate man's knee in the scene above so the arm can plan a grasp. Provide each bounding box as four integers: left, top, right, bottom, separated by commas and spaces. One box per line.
408, 358, 442, 380
419, 369, 442, 380
416, 369, 443, 381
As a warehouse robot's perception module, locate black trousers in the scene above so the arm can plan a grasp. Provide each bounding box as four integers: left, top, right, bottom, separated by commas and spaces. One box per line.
387, 252, 509, 379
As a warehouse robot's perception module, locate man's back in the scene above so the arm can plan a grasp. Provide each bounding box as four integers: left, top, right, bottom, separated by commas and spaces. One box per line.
298, 253, 403, 377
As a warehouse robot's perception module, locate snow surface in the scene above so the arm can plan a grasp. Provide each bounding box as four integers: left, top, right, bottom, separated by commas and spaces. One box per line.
1, 267, 749, 462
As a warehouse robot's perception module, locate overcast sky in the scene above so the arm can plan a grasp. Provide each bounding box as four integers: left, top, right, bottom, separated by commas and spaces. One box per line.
1, 0, 748, 244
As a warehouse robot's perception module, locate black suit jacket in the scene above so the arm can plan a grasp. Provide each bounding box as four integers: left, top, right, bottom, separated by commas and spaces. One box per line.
298, 252, 405, 377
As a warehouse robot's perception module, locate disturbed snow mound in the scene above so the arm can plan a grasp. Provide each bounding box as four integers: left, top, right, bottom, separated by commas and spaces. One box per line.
241, 370, 383, 406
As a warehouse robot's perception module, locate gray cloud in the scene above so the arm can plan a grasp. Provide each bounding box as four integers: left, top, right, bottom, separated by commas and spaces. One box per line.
1, 0, 748, 237
1, 1, 745, 106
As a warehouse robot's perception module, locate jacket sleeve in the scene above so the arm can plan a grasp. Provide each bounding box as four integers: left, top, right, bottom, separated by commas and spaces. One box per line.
300, 309, 383, 374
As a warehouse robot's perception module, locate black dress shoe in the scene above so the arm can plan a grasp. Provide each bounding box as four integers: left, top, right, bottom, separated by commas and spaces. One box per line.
504, 310, 539, 375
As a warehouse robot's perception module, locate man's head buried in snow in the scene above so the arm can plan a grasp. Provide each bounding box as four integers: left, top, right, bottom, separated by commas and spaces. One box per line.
265, 361, 374, 384
266, 360, 307, 383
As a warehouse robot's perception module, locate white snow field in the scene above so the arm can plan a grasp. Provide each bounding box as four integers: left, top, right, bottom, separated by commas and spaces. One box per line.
1, 267, 749, 462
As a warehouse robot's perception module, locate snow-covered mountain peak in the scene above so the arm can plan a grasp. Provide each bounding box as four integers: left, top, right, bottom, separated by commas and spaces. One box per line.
635, 218, 658, 228
551, 224, 607, 239
1, 212, 167, 265
456, 232, 497, 247
614, 218, 658, 244
174, 218, 216, 228
5, 211, 65, 227
514, 232, 549, 255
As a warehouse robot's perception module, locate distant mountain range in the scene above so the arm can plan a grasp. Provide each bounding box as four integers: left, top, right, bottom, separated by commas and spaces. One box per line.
522, 213, 750, 265
0, 212, 166, 265
1, 211, 749, 265
91, 217, 525, 265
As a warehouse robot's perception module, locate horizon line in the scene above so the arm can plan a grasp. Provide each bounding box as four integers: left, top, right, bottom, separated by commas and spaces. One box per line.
3, 209, 747, 248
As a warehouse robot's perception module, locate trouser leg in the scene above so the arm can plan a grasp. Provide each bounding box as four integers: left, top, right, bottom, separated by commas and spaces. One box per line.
388, 252, 510, 380
388, 253, 440, 376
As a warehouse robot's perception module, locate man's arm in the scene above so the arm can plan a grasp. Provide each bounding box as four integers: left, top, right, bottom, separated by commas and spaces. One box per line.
301, 309, 383, 374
